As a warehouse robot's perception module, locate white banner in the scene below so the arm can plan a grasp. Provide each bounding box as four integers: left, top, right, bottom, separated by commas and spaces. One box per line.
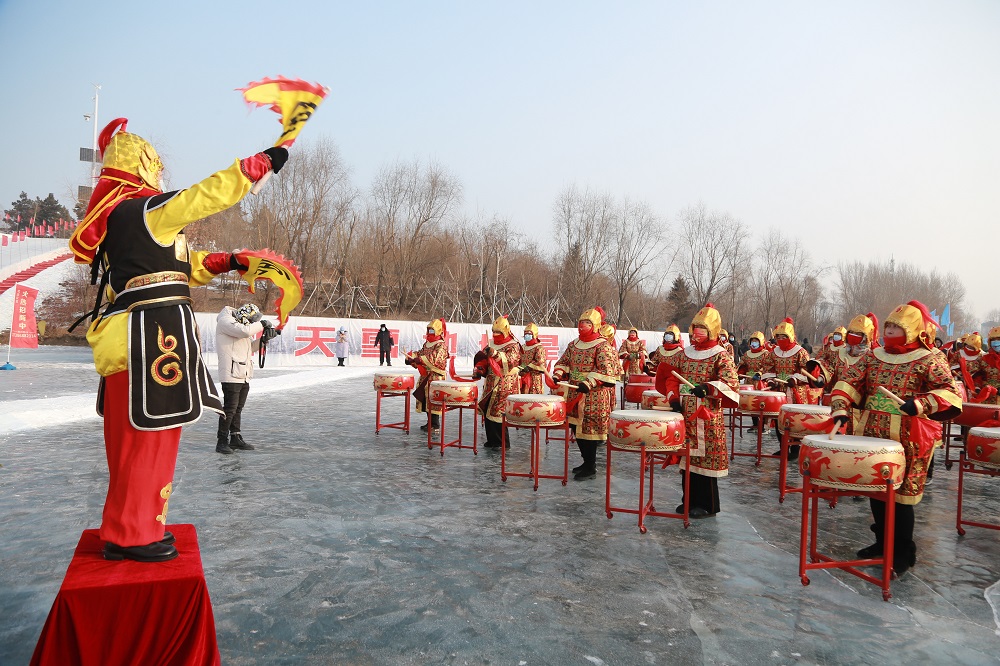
194, 312, 680, 369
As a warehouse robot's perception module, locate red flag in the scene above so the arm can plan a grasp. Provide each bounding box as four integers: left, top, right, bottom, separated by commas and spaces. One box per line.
46, 224, 53, 236
19, 230, 26, 241
10, 233, 17, 243
1, 235, 7, 246
16, 214, 20, 223
10, 285, 40, 349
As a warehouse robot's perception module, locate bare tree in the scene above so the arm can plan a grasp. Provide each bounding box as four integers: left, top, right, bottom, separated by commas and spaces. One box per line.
607, 197, 670, 326
553, 185, 615, 315
678, 202, 742, 306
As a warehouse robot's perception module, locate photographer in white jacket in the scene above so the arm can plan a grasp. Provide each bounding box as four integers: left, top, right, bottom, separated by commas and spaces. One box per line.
215, 303, 269, 454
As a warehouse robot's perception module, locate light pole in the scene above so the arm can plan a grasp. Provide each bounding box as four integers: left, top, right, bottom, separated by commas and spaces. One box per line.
90, 84, 101, 185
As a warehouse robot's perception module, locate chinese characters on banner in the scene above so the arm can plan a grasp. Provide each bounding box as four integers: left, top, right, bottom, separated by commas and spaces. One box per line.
10, 284, 40, 349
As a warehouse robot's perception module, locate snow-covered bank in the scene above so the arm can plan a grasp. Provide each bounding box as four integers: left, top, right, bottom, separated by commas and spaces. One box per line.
0, 365, 386, 436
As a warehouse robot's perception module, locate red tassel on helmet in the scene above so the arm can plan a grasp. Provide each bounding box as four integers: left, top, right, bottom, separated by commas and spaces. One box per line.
868, 312, 880, 348
98, 118, 128, 157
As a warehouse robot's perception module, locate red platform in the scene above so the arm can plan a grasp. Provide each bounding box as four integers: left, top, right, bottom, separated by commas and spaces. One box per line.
30, 524, 220, 666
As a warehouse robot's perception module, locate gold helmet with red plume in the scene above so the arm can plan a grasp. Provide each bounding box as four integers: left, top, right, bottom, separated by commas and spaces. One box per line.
600, 323, 617, 344
492, 315, 511, 338
885, 300, 938, 349
579, 306, 605, 329
427, 318, 447, 339
749, 331, 766, 346
847, 312, 879, 346
70, 118, 165, 264
965, 332, 983, 353
690, 303, 721, 340
523, 322, 539, 340
989, 326, 1000, 344
772, 317, 796, 343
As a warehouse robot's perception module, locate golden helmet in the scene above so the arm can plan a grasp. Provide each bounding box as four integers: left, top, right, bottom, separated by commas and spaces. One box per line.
579, 307, 605, 329
100, 118, 163, 191
600, 323, 617, 344
847, 313, 878, 344
989, 326, 1000, 343
772, 317, 796, 342
663, 324, 681, 340
523, 322, 539, 339
749, 331, 766, 346
885, 301, 936, 347
964, 332, 983, 353
492, 315, 511, 338
690, 303, 721, 340
427, 318, 446, 338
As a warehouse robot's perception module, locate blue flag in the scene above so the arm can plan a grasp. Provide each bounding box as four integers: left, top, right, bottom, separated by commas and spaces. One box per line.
941, 304, 951, 328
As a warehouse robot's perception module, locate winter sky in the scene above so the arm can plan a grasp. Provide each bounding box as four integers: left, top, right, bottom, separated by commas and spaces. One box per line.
0, 1, 997, 319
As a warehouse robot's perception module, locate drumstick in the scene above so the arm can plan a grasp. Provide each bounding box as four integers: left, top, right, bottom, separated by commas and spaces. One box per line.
671, 370, 696, 389
877, 386, 906, 406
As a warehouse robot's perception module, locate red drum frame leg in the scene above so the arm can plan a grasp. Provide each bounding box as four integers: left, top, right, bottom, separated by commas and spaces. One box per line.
375, 389, 412, 435
944, 419, 963, 470
956, 452, 1000, 535
778, 429, 803, 503
501, 417, 571, 490
731, 408, 778, 466
798, 474, 896, 602
428, 402, 478, 456
727, 406, 744, 453
605, 441, 691, 533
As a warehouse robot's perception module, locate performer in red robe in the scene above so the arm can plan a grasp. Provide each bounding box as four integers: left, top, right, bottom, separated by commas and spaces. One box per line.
406, 318, 449, 432
618, 327, 648, 378
764, 318, 827, 459
478, 315, 524, 449
69, 119, 288, 561
646, 324, 684, 373
657, 304, 739, 518
830, 301, 961, 575
552, 307, 619, 480
519, 322, 548, 394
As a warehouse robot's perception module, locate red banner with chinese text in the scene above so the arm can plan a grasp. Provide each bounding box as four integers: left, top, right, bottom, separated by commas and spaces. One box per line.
10, 284, 39, 348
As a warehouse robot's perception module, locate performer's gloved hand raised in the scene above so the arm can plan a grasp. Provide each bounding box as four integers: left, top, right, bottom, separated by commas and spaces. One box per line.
202, 251, 249, 275
240, 147, 289, 182
832, 414, 850, 430
899, 399, 920, 417
576, 382, 591, 393
691, 384, 708, 399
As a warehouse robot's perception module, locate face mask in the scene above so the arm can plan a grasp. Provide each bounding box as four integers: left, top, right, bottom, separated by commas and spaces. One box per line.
750, 341, 760, 350
578, 322, 592, 336
832, 334, 843, 342
883, 332, 907, 349
965, 346, 978, 355
720, 336, 727, 343
776, 338, 795, 352
846, 333, 864, 346
690, 328, 708, 344
524, 333, 534, 342
991, 340, 1000, 353
664, 334, 675, 343
493, 333, 507, 344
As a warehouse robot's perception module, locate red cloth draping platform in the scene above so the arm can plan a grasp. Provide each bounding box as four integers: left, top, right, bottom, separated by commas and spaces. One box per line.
30, 523, 220, 666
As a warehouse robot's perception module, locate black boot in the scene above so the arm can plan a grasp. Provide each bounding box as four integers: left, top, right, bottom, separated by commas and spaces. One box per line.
574, 441, 598, 480
892, 505, 916, 576
216, 434, 234, 454
103, 541, 178, 562
230, 432, 255, 450
857, 499, 886, 558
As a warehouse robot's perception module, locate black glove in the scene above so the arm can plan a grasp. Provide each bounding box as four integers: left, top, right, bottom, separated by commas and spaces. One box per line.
263, 147, 289, 174
832, 414, 850, 430
786, 377, 799, 387
751, 373, 761, 382
691, 384, 708, 398
261, 318, 272, 328
576, 382, 591, 393
404, 357, 413, 366
899, 399, 919, 417
229, 253, 249, 272
669, 401, 682, 413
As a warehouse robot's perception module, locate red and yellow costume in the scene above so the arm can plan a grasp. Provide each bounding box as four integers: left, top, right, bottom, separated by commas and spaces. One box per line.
764, 318, 824, 405
553, 307, 619, 478
974, 327, 1000, 405
819, 326, 846, 367
519, 322, 548, 394
656, 304, 739, 515
407, 318, 449, 421
70, 119, 284, 559
736, 331, 768, 379
478, 316, 523, 448
618, 328, 648, 377
646, 324, 684, 373
830, 301, 962, 573
719, 329, 735, 358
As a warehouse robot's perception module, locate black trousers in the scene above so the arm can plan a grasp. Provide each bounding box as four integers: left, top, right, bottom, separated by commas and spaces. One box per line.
485, 418, 510, 448
680, 470, 721, 514
571, 426, 600, 470
869, 498, 915, 554
379, 349, 392, 365
218, 382, 250, 438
